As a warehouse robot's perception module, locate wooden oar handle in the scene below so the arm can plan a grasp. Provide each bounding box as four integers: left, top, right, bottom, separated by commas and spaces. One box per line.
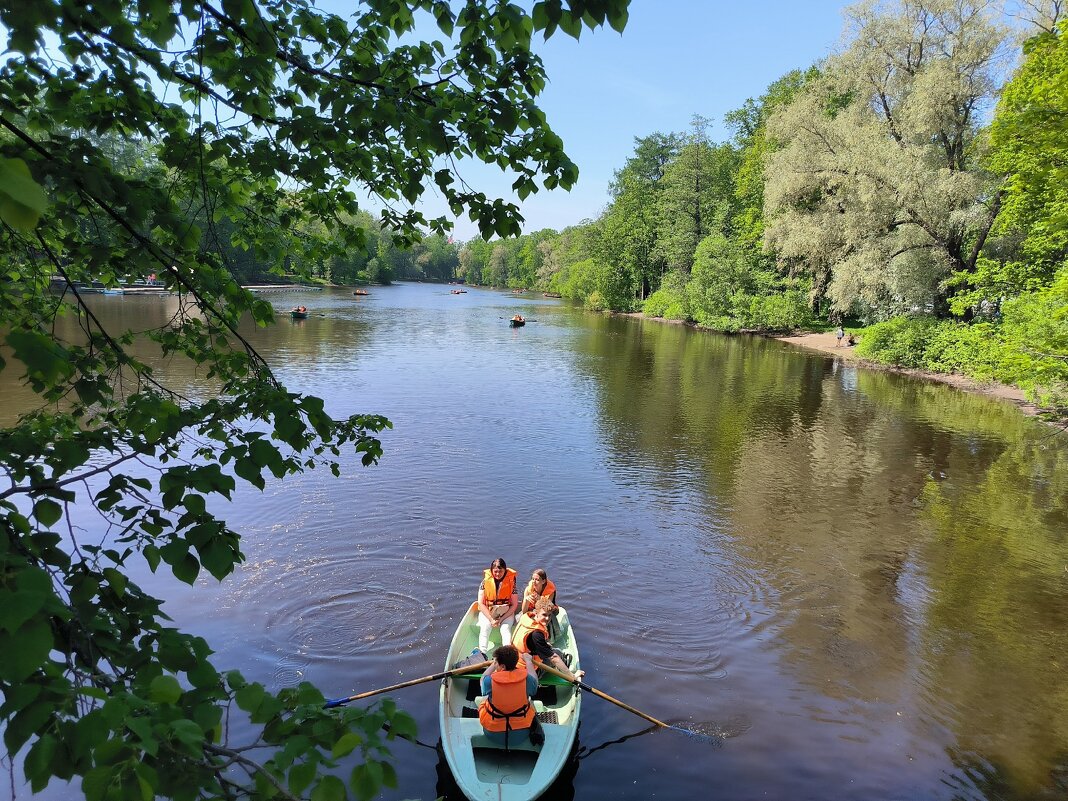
537, 662, 672, 729
324, 660, 492, 708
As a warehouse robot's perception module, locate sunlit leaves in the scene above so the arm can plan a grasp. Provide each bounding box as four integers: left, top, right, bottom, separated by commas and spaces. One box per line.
0, 157, 49, 231
0, 0, 631, 799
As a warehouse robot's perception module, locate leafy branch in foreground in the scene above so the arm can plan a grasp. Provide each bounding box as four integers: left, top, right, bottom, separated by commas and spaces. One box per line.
0, 1, 630, 799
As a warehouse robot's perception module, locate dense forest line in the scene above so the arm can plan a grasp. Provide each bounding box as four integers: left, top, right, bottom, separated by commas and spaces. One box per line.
457, 0, 1068, 412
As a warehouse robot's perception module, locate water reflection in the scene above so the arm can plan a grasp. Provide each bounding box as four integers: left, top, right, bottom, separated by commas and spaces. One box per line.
4, 284, 1066, 801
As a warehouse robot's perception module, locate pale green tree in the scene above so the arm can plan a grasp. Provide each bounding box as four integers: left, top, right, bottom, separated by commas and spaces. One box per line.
764, 0, 1012, 317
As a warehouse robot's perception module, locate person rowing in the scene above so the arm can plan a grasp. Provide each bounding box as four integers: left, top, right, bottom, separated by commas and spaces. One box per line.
513, 598, 584, 682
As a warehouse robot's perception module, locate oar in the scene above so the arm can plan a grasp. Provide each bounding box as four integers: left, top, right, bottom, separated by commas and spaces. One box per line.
324, 660, 491, 709
538, 662, 721, 744
538, 662, 672, 728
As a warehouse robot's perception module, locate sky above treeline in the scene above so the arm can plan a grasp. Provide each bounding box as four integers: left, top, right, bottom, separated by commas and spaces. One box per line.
437, 0, 851, 241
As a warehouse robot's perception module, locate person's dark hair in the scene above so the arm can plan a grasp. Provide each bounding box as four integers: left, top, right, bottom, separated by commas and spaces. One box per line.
494, 644, 519, 670
490, 557, 507, 570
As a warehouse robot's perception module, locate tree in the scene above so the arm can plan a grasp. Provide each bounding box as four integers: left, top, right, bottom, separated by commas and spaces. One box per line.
599, 132, 682, 300
0, 1, 631, 799
656, 116, 738, 275
764, 0, 1011, 318
968, 22, 1068, 307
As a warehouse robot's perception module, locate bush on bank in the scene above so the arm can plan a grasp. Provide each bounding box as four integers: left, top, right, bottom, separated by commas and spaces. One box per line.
855, 294, 1068, 413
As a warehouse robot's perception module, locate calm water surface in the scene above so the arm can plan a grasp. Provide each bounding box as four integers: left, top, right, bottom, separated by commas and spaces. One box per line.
6, 283, 1067, 801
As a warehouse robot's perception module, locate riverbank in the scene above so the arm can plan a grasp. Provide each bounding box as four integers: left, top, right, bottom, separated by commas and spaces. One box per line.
622, 311, 1053, 421
772, 331, 1048, 419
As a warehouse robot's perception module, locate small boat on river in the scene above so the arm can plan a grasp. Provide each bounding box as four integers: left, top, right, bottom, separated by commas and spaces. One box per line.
451, 289, 467, 294
542, 292, 561, 299
353, 289, 369, 296
439, 605, 580, 801
291, 307, 308, 319
509, 316, 526, 328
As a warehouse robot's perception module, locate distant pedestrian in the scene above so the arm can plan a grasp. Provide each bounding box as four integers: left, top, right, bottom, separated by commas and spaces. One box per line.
835, 325, 844, 347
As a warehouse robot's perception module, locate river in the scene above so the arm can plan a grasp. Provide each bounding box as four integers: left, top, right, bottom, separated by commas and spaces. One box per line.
5, 282, 1066, 801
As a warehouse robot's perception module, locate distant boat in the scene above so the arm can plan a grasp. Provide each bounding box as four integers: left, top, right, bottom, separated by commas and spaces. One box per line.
543, 292, 561, 298
510, 318, 526, 328
291, 308, 308, 319
353, 289, 369, 296
451, 289, 467, 294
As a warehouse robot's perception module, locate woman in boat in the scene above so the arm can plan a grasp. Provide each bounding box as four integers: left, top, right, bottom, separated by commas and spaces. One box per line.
476, 558, 519, 656
513, 598, 584, 682
478, 644, 543, 746
521, 568, 557, 616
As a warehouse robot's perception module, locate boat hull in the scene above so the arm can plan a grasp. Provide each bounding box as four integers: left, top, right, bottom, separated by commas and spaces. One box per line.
439, 606, 580, 801
509, 320, 525, 327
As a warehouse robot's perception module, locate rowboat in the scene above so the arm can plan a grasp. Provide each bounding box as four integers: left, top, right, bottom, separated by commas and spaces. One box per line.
353, 289, 369, 296
509, 319, 525, 328
439, 606, 581, 801
291, 309, 308, 319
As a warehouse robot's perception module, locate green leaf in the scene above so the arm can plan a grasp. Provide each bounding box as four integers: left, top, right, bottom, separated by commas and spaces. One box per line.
149, 675, 183, 705
0, 157, 48, 231
103, 567, 127, 597
0, 566, 53, 632
0, 618, 53, 681
349, 761, 381, 801
289, 761, 317, 796
387, 710, 417, 740
24, 732, 57, 791
311, 774, 345, 801
4, 696, 56, 753
33, 498, 63, 527
172, 553, 200, 585
331, 732, 362, 758
235, 682, 265, 713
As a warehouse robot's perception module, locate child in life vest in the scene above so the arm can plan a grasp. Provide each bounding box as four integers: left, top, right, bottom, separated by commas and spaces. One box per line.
478, 645, 541, 746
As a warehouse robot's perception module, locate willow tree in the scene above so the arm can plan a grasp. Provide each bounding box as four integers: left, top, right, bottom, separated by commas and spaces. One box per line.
764, 0, 1011, 317
0, 1, 629, 799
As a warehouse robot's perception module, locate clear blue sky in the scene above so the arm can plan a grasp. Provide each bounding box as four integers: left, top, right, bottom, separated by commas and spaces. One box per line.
438, 0, 851, 241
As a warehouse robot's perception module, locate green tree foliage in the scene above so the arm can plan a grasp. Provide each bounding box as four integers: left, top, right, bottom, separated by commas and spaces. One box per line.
964, 24, 1068, 309
601, 132, 682, 298
724, 69, 815, 253
764, 0, 1009, 318
655, 116, 739, 275
687, 234, 810, 331
0, 1, 631, 799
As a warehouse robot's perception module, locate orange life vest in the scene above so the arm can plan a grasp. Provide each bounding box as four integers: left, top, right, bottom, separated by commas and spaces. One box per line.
478, 667, 535, 733
524, 578, 556, 606
481, 568, 518, 607
511, 613, 550, 665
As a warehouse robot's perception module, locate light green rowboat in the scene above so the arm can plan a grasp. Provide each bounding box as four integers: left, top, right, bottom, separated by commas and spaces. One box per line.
438, 605, 581, 801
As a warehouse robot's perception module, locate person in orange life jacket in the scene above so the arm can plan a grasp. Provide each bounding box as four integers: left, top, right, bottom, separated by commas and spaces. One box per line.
520, 568, 557, 616
513, 598, 584, 682
478, 645, 541, 746
476, 557, 519, 656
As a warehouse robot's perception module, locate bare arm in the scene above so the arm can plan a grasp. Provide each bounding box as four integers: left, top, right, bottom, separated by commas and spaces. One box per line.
547, 653, 584, 683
